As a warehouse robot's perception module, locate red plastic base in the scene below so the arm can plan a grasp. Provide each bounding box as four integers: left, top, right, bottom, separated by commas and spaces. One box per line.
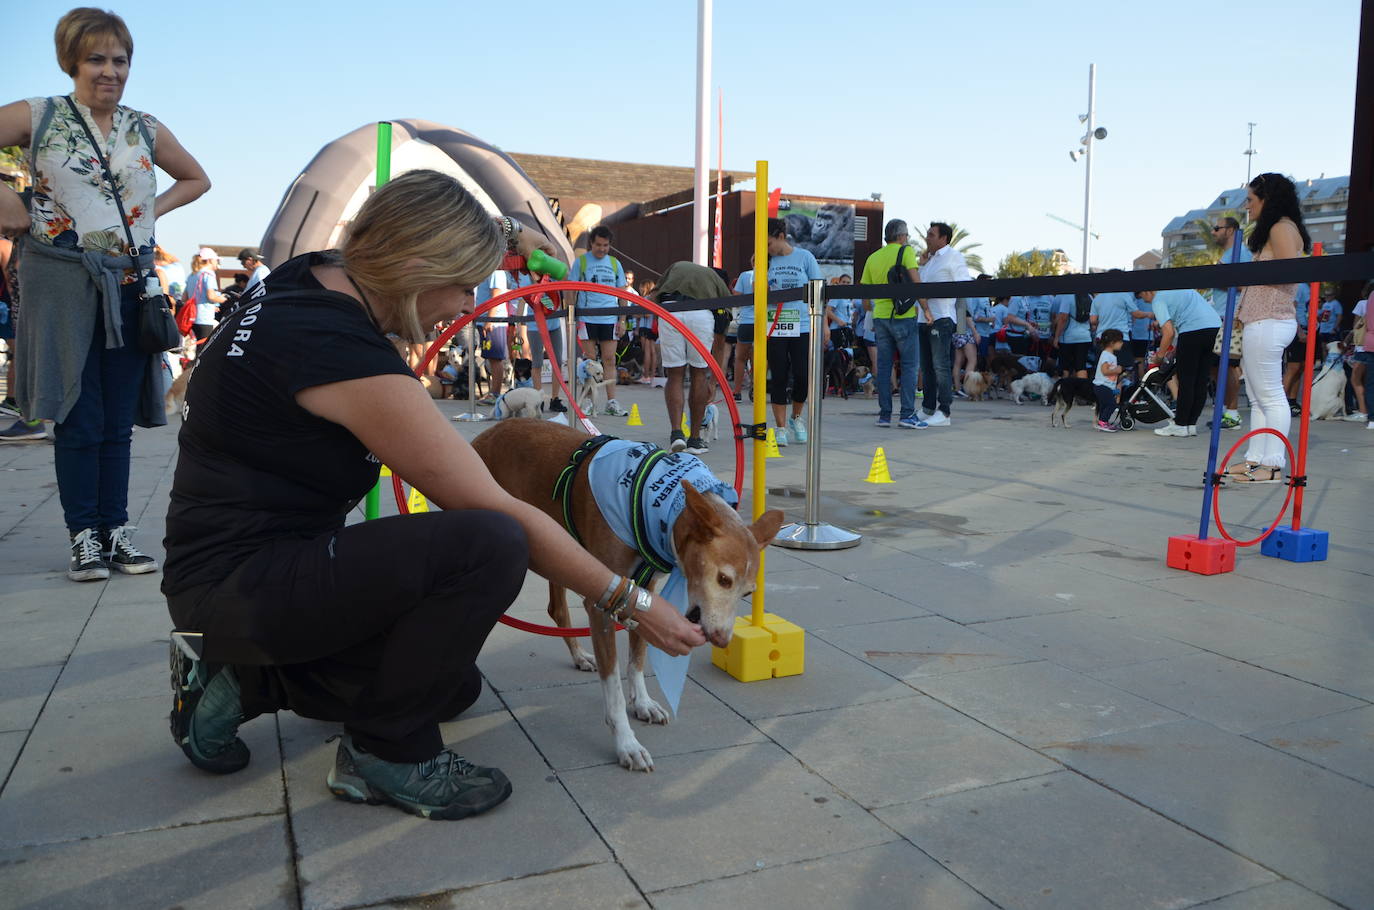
1166, 534, 1237, 575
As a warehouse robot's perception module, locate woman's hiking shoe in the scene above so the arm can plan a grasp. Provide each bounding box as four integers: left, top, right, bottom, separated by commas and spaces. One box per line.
102, 525, 159, 574
169, 641, 250, 774
68, 528, 109, 582
326, 733, 512, 820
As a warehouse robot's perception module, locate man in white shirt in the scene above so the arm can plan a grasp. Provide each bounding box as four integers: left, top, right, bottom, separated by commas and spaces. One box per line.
916, 223, 970, 425
237, 249, 271, 292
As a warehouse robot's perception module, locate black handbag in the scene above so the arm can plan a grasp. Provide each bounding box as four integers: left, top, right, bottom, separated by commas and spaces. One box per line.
63, 96, 179, 354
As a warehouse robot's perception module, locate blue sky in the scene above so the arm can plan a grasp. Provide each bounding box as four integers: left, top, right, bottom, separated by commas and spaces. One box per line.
6, 1, 1360, 274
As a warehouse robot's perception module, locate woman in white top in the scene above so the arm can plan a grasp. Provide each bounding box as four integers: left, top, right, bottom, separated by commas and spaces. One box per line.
0, 9, 210, 580
1228, 173, 1311, 483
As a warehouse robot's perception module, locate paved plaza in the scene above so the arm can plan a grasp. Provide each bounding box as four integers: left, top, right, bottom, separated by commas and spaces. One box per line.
2, 383, 1371, 910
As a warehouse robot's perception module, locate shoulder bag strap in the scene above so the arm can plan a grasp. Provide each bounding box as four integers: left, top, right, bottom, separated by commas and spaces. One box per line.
62, 96, 147, 271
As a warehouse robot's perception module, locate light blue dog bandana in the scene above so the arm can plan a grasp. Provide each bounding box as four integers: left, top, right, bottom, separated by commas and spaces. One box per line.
586, 440, 738, 715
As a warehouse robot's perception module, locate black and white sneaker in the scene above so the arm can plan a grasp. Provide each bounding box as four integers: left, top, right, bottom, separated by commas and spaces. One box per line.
685, 436, 709, 455
102, 525, 159, 575
69, 528, 109, 582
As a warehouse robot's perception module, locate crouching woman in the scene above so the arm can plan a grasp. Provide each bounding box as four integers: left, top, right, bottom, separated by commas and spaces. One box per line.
162, 170, 705, 820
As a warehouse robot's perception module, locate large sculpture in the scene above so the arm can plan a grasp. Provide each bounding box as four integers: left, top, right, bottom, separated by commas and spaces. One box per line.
259, 119, 572, 266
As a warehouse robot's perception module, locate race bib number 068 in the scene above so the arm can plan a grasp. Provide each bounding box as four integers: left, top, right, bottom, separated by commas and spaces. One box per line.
773, 307, 802, 338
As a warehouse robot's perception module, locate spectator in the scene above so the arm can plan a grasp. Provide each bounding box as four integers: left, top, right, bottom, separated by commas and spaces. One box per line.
1093, 328, 1127, 432
512, 271, 567, 413
917, 221, 968, 426
1139, 288, 1220, 437
568, 225, 628, 416
952, 297, 981, 399
1207, 221, 1251, 428
0, 7, 210, 578
1347, 285, 1372, 427
237, 247, 270, 292
161, 169, 705, 820
155, 245, 186, 298
1054, 292, 1093, 378
1089, 280, 1138, 379
651, 262, 728, 454
634, 277, 659, 384
731, 260, 754, 401
472, 269, 509, 405
860, 219, 922, 427
1129, 296, 1156, 363
186, 248, 227, 350
764, 218, 822, 445
1230, 173, 1311, 481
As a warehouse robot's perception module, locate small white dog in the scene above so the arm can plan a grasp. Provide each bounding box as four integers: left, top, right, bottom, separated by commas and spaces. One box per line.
1010, 371, 1053, 405
1309, 342, 1347, 420
491, 387, 544, 420
576, 358, 616, 415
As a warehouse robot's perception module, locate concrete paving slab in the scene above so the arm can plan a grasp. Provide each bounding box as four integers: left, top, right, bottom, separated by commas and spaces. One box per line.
1248, 705, 1374, 787
756, 695, 1059, 810
876, 771, 1276, 910
0, 814, 295, 910
649, 840, 997, 910
1043, 720, 1374, 909
0, 730, 26, 783
912, 661, 1184, 747
558, 741, 895, 893
975, 609, 1204, 672
854, 564, 1078, 624
0, 694, 284, 848
505, 678, 767, 771
814, 615, 1036, 680
689, 634, 914, 720
280, 710, 611, 910
1245, 642, 1374, 702
0, 664, 60, 733
756, 566, 933, 630
369, 862, 648, 910
0, 614, 93, 675
1082, 599, 1340, 662
48, 638, 169, 705
1145, 572, 1374, 641
1090, 651, 1364, 735
1196, 881, 1344, 910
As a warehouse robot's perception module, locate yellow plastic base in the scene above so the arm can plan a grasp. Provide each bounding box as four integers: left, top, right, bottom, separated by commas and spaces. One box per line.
711, 612, 805, 682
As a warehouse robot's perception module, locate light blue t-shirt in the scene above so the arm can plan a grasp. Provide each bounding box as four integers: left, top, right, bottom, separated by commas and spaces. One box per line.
189, 269, 218, 326
1130, 302, 1153, 341
1297, 296, 1341, 334
766, 247, 822, 334
512, 272, 563, 333
1150, 289, 1221, 334
1023, 295, 1059, 336
1090, 292, 1134, 339
1056, 295, 1092, 344
829, 297, 859, 327
473, 270, 509, 323
1004, 297, 1029, 336
569, 252, 625, 325
1210, 240, 1252, 316
734, 270, 755, 326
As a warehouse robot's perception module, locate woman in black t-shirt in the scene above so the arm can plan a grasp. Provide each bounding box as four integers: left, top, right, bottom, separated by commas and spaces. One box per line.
163, 170, 706, 821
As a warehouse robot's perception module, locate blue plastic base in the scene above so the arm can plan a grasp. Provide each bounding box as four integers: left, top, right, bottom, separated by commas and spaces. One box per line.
1260, 527, 1329, 563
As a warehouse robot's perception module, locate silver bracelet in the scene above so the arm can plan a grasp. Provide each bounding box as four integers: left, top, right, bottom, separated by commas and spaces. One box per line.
594, 574, 622, 615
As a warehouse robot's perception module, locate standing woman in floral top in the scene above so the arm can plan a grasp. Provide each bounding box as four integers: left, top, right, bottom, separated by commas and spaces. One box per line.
1228, 173, 1312, 483
0, 8, 211, 580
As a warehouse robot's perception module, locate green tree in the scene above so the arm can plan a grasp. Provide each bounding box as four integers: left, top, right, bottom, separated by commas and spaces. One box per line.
995, 249, 1057, 279
914, 222, 985, 274
0, 146, 28, 189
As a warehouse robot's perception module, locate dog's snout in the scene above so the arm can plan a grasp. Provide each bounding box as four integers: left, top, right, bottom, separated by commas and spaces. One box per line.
686, 605, 702, 624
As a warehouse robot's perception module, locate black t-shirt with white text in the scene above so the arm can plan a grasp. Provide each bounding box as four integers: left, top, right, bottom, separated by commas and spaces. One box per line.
162, 252, 416, 596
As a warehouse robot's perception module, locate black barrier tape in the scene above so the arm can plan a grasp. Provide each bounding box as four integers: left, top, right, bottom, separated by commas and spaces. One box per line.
462, 252, 1373, 324
827, 252, 1374, 302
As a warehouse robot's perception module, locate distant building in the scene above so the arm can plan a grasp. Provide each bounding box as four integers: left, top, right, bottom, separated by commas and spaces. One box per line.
1134, 249, 1162, 270
1161, 176, 1348, 264
1018, 248, 1073, 274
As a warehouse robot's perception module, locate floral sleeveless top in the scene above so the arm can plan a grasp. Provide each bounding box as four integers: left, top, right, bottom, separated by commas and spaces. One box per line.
1235, 219, 1299, 325
26, 96, 158, 257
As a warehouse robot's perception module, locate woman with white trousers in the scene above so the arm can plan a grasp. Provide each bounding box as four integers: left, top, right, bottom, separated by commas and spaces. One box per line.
1230, 173, 1312, 484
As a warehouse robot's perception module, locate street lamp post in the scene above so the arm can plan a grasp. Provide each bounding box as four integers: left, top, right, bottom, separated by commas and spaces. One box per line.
1069, 65, 1106, 272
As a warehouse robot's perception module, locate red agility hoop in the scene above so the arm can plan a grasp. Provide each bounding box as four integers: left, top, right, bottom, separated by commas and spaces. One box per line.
1211, 427, 1297, 547
387, 280, 748, 638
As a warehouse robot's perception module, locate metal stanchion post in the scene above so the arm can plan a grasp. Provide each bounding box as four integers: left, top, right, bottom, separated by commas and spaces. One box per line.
775, 279, 861, 550
453, 324, 487, 422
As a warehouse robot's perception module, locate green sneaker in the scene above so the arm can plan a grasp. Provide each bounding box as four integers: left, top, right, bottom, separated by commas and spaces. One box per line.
169, 641, 250, 774
326, 733, 512, 820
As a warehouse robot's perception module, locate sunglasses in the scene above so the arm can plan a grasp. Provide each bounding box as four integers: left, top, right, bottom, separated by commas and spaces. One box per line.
1211, 225, 1228, 231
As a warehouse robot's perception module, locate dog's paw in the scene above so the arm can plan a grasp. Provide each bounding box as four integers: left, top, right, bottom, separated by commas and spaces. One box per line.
629, 694, 670, 725
617, 736, 655, 772
570, 651, 597, 672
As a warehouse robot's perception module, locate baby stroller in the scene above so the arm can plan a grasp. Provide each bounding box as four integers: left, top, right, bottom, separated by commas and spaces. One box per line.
1116, 358, 1175, 430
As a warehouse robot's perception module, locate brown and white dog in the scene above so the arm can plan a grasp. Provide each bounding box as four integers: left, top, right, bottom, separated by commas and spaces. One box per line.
963, 370, 989, 401
471, 419, 783, 771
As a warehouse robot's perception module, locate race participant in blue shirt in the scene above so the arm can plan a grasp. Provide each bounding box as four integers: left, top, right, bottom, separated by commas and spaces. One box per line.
764, 218, 822, 446
1139, 288, 1221, 436
568, 225, 628, 416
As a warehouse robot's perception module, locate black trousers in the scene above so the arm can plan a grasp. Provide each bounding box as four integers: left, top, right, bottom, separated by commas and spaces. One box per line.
1175, 327, 1219, 427
167, 510, 528, 762
767, 334, 810, 406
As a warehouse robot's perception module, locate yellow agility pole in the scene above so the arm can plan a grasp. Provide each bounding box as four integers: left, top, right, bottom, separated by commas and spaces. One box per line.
712, 160, 804, 682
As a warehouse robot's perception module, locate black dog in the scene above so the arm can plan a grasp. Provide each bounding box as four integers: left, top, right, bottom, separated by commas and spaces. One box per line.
511, 357, 534, 387
1048, 377, 1098, 428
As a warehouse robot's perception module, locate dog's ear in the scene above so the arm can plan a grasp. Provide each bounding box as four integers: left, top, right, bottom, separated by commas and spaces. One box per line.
680, 480, 728, 540
749, 509, 785, 549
